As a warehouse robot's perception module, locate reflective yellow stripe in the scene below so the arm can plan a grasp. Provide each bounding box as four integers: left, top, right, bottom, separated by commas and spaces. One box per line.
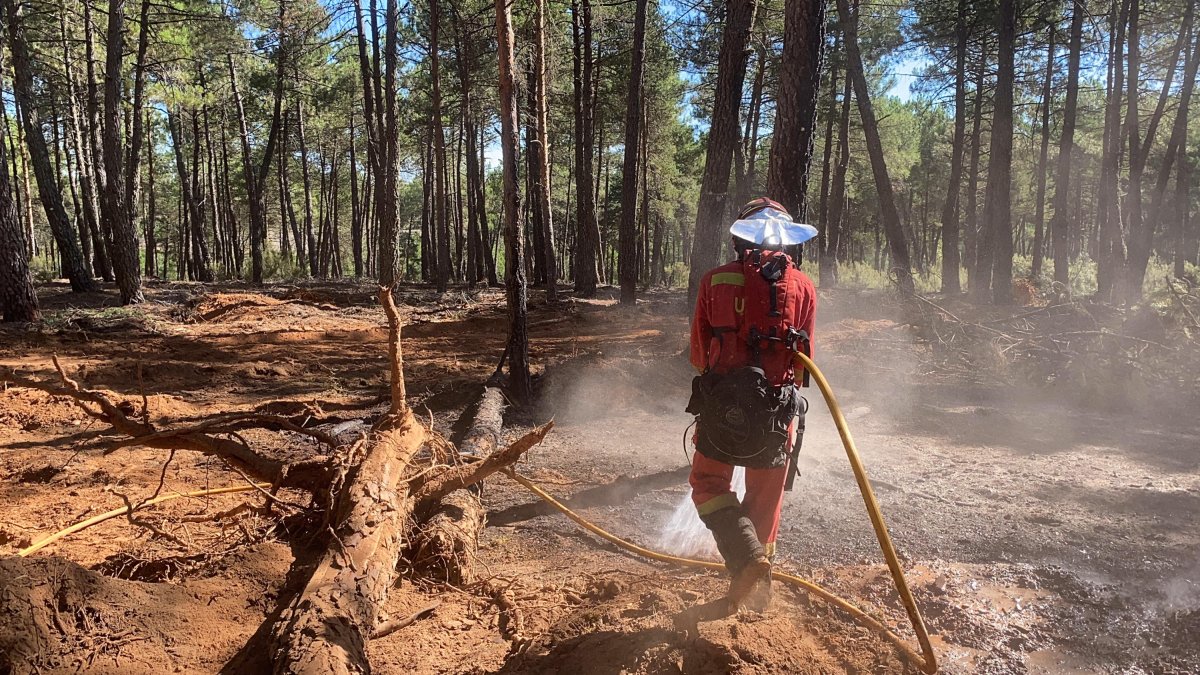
764, 541, 776, 560
695, 493, 740, 516
711, 272, 745, 287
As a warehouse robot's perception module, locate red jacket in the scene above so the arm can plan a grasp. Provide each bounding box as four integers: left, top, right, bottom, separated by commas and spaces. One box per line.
690, 255, 817, 386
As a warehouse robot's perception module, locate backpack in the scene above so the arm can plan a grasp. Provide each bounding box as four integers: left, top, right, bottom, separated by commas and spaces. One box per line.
685, 248, 810, 469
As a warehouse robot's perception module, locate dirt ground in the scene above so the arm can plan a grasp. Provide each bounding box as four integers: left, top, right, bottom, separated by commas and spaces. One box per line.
1, 280, 1197, 674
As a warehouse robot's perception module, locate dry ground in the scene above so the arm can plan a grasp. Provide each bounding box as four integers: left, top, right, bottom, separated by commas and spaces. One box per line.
1, 280, 1197, 674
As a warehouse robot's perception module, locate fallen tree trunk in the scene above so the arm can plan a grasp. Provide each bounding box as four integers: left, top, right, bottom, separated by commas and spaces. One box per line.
269, 409, 427, 675
460, 381, 505, 457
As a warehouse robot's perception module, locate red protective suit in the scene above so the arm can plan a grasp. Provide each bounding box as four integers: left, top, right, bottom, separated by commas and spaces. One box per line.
688, 252, 817, 556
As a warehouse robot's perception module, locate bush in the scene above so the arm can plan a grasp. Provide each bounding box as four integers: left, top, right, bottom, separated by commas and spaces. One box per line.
262, 251, 308, 281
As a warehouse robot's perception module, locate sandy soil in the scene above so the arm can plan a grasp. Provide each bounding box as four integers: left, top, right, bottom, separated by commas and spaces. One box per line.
1, 280, 1197, 674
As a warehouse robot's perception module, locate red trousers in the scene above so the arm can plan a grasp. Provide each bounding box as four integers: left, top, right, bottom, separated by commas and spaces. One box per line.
689, 440, 790, 558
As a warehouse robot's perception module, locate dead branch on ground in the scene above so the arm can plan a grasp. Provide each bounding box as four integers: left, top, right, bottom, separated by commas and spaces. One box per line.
0, 364, 335, 491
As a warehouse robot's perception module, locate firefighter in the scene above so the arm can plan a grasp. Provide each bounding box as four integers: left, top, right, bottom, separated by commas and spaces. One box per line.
686, 197, 818, 610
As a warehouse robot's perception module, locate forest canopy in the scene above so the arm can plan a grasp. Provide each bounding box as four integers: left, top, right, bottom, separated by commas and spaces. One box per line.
0, 0, 1197, 319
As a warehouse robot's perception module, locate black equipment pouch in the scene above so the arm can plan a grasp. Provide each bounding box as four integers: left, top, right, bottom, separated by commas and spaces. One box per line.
685, 367, 802, 469
784, 396, 808, 491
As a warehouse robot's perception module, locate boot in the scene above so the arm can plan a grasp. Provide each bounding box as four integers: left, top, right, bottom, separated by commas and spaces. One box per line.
699, 506, 770, 610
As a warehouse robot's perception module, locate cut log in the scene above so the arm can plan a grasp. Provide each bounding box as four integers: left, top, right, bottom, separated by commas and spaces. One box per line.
460, 382, 505, 457
269, 409, 427, 675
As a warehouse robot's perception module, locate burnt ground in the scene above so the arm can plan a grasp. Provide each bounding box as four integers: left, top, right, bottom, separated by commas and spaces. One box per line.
1, 280, 1197, 674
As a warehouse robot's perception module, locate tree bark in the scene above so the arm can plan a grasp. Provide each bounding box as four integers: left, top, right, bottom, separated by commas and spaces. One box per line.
571, 0, 601, 296
227, 6, 286, 285
269, 412, 426, 675
1031, 26, 1053, 281
496, 0, 531, 401
825, 71, 852, 287
124, 0, 152, 234
980, 0, 1017, 305
534, 0, 558, 301
687, 0, 758, 302
1050, 0, 1084, 289
617, 0, 648, 305
167, 108, 212, 282
1124, 1, 1193, 299
297, 100, 318, 277
939, 0, 967, 294
835, 0, 913, 294
144, 109, 157, 276
4, 0, 95, 293
767, 0, 826, 223
1168, 27, 1200, 277
101, 0, 144, 304
964, 58, 986, 294
1095, 0, 1130, 301
0, 46, 36, 322
431, 0, 451, 293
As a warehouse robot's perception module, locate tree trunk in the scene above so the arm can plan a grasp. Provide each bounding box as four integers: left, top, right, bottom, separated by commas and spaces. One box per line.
825, 71, 852, 288
734, 41, 766, 209
1050, 0, 1084, 289
1031, 26, 1053, 280
767, 0, 826, 223
1095, 0, 1130, 301
187, 110, 213, 281
495, 0, 530, 401
835, 0, 913, 294
686, 0, 757, 302
0, 48, 36, 322
377, 0, 401, 286
83, 0, 113, 282
964, 59, 986, 294
431, 0, 451, 293
227, 8, 286, 285
1118, 0, 1143, 303
534, 0, 558, 301
100, 0, 144, 303
124, 0, 152, 233
167, 108, 212, 282
1168, 27, 1200, 277
617, 0, 648, 304
980, 0, 1016, 305
816, 35, 839, 286
4, 0, 95, 292
571, 0, 601, 296
144, 109, 157, 276
349, 117, 363, 277
1124, 1, 1193, 299
269, 412, 427, 674
59, 10, 103, 281
939, 0, 967, 294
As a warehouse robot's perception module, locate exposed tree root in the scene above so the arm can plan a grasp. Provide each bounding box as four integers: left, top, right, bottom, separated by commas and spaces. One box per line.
408, 490, 486, 585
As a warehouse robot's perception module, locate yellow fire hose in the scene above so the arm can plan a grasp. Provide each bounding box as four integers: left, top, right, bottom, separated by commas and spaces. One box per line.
17, 355, 936, 672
